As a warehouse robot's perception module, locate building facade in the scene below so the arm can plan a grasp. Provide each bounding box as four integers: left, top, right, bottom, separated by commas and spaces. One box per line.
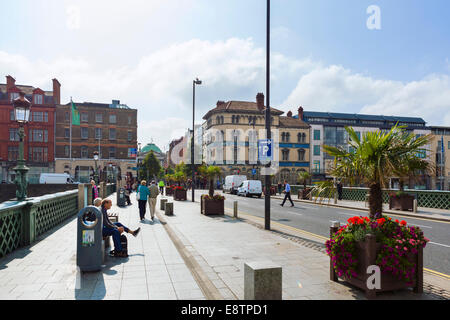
295, 110, 432, 189
430, 126, 450, 190
0, 76, 60, 183
54, 100, 138, 183
202, 93, 310, 184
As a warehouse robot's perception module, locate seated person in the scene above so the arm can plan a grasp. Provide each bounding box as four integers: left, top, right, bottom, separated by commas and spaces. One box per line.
93, 197, 102, 208
101, 199, 140, 257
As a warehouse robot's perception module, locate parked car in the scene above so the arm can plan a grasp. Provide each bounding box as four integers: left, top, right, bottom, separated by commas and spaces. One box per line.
237, 180, 262, 198
39, 173, 75, 184
223, 175, 247, 194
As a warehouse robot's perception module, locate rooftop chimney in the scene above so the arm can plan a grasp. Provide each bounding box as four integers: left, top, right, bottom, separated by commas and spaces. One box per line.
287, 111, 293, 117
216, 100, 225, 108
298, 106, 304, 120
6, 75, 16, 91
256, 93, 264, 111
52, 78, 61, 105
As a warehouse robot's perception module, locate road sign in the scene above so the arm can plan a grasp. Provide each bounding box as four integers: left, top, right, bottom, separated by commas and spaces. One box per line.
258, 139, 273, 162
252, 168, 256, 175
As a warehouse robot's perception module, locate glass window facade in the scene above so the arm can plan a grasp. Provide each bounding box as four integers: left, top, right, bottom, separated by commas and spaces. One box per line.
313, 130, 320, 140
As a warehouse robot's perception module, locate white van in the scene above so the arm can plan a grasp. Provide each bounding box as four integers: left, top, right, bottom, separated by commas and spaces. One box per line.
237, 180, 262, 198
39, 173, 74, 184
224, 175, 247, 194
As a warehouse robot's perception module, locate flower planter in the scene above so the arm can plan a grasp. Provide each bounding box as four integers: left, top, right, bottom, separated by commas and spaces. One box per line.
298, 188, 312, 200
165, 187, 174, 196
201, 196, 224, 215
389, 194, 414, 211
174, 189, 187, 201
329, 227, 423, 299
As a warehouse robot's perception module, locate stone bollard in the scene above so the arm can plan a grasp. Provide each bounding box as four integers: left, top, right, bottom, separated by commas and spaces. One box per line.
413, 199, 418, 213
233, 201, 238, 218
165, 202, 173, 216
244, 261, 282, 300
160, 198, 168, 210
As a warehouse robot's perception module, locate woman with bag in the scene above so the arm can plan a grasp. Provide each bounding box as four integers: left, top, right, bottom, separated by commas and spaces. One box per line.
137, 180, 150, 221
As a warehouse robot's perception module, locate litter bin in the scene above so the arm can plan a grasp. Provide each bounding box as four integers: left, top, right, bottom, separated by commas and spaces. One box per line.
117, 188, 126, 207
76, 206, 103, 272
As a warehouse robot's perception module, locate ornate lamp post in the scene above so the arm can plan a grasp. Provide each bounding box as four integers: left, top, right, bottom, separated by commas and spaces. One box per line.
192, 78, 202, 202
13, 92, 31, 201
93, 150, 99, 184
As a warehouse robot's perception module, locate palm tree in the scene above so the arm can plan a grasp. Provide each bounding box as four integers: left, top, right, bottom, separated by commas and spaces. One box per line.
323, 125, 432, 219
199, 165, 222, 197
298, 170, 311, 190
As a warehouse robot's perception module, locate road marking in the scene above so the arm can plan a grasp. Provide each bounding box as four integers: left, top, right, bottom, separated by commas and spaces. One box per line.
409, 223, 432, 229
287, 211, 302, 215
424, 268, 450, 280
428, 242, 450, 248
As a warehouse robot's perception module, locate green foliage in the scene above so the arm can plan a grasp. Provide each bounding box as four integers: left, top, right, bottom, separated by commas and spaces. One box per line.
140, 151, 161, 181
311, 180, 336, 205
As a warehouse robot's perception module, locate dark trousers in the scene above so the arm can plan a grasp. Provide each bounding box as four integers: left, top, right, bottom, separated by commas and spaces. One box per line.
281, 192, 294, 206
103, 223, 129, 252
138, 200, 147, 219
125, 195, 131, 205
159, 186, 164, 194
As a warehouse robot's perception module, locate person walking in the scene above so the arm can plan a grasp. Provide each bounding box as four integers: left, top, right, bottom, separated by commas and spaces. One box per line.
277, 181, 282, 195
148, 180, 159, 221
137, 180, 150, 221
280, 180, 294, 207
158, 179, 165, 194
91, 180, 99, 204
337, 181, 343, 201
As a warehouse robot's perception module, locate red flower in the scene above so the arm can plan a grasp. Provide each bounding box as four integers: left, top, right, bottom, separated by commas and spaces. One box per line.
400, 220, 407, 226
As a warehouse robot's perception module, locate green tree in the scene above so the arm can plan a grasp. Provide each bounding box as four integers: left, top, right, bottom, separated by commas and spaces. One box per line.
198, 165, 222, 197
298, 170, 311, 189
322, 125, 432, 219
140, 151, 161, 182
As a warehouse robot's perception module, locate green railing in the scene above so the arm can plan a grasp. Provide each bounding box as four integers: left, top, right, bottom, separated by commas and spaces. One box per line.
276, 185, 450, 210
0, 190, 78, 259
106, 183, 116, 197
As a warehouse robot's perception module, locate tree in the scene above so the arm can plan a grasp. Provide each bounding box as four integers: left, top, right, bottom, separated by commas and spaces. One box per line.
140, 151, 161, 182
298, 170, 311, 189
198, 165, 222, 197
322, 125, 432, 219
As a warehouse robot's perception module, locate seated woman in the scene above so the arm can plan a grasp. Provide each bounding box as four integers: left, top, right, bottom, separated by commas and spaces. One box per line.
101, 199, 140, 257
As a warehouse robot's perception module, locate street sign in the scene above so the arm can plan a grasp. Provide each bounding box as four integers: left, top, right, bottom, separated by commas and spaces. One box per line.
258, 139, 273, 162
252, 168, 256, 175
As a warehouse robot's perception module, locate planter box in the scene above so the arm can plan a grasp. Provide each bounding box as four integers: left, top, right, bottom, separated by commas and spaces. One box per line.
174, 189, 187, 201
330, 229, 423, 299
165, 188, 174, 196
298, 188, 312, 200
201, 196, 224, 215
389, 194, 414, 211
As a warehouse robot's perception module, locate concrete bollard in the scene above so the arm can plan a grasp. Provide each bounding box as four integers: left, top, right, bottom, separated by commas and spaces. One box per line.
233, 201, 238, 218
413, 199, 418, 213
160, 198, 168, 210
244, 261, 282, 300
165, 202, 173, 216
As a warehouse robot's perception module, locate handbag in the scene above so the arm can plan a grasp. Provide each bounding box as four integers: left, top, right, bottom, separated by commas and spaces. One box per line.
136, 185, 140, 201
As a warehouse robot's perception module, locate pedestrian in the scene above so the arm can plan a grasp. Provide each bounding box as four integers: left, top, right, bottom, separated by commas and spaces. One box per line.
137, 180, 150, 221
91, 180, 99, 204
158, 179, 165, 194
125, 182, 132, 205
280, 180, 294, 207
148, 180, 159, 221
277, 181, 282, 195
337, 181, 343, 200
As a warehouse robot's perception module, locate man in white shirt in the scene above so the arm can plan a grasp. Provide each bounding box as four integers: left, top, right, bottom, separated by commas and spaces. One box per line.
280, 180, 294, 207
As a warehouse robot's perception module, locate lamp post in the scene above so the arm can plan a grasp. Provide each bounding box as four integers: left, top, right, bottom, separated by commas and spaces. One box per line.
93, 151, 99, 184
13, 92, 31, 201
264, 0, 271, 230
192, 78, 202, 202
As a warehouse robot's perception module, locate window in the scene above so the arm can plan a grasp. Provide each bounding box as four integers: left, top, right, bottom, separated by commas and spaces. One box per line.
81, 113, 88, 122
313, 160, 320, 173
65, 112, 70, 122
109, 147, 116, 159
109, 114, 116, 124
33, 112, 44, 122
8, 146, 18, 161
10, 111, 15, 121
81, 146, 88, 158
286, 132, 290, 142
109, 128, 116, 140
64, 145, 69, 157
448, 141, 450, 150
81, 127, 89, 139
416, 149, 426, 159
314, 130, 321, 140
314, 145, 321, 156
297, 132, 306, 143
95, 113, 103, 123
95, 128, 102, 139
127, 131, 132, 142
10, 92, 19, 102
9, 128, 19, 141
34, 95, 43, 105
128, 116, 132, 125
298, 149, 305, 161
282, 149, 290, 161
29, 129, 48, 142
29, 147, 48, 162
65, 128, 70, 138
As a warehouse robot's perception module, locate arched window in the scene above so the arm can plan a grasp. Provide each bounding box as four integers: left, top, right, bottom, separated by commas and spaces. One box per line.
298, 148, 305, 161
236, 116, 240, 124
232, 115, 235, 124
298, 132, 306, 143
282, 149, 290, 161
281, 132, 286, 142
286, 132, 290, 142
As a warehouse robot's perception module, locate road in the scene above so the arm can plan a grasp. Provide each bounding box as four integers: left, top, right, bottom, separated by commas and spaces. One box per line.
189, 190, 450, 276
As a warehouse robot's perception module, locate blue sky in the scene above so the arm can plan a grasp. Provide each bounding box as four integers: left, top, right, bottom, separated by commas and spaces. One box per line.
1, 0, 449, 149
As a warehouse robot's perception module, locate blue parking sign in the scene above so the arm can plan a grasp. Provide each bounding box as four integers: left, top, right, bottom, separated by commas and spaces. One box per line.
258, 139, 273, 162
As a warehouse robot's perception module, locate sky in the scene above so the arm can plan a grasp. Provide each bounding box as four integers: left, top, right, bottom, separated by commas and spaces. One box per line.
0, 0, 449, 152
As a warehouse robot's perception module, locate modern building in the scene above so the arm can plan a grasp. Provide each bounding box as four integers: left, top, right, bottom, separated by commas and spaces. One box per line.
294, 110, 432, 188
0, 75, 60, 183
430, 126, 450, 190
202, 93, 310, 184
54, 99, 138, 183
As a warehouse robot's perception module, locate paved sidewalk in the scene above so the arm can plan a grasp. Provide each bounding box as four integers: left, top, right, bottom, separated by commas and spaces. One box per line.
0, 194, 204, 300
156, 194, 450, 300
271, 194, 450, 222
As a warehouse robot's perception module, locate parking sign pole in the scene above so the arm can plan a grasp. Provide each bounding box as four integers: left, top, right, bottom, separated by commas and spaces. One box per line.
264, 0, 271, 231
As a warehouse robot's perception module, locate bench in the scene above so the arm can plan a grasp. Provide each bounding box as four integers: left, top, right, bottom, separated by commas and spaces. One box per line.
103, 212, 119, 259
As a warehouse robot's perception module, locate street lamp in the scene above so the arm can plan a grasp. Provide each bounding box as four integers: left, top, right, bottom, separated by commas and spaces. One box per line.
264, 0, 271, 230
93, 151, 99, 184
13, 92, 31, 201
192, 77, 202, 202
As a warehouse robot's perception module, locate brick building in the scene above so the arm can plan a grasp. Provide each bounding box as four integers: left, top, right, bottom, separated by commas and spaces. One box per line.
54, 100, 138, 183
0, 76, 60, 183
